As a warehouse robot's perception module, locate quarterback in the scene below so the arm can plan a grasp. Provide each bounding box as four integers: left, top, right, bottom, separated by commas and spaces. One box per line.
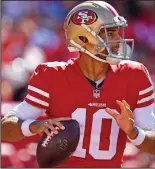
2, 1, 155, 168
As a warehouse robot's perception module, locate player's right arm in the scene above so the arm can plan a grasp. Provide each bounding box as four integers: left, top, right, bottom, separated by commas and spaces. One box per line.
1, 64, 71, 142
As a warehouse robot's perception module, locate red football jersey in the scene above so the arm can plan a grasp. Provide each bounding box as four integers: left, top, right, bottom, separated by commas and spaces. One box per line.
25, 58, 154, 168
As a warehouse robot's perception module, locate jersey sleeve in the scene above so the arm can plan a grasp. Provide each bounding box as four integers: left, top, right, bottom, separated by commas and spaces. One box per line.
24, 64, 50, 110
135, 64, 154, 108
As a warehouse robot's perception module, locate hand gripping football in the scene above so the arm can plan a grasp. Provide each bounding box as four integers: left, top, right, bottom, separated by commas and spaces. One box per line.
36, 120, 80, 168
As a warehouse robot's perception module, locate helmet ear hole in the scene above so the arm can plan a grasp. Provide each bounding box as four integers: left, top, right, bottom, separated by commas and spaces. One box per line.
79, 36, 88, 43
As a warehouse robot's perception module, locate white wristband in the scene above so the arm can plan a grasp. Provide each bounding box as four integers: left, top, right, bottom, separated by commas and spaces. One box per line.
127, 126, 146, 146
21, 119, 36, 137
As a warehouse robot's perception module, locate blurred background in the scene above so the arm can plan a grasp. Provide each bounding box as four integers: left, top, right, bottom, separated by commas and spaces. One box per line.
1, 0, 155, 168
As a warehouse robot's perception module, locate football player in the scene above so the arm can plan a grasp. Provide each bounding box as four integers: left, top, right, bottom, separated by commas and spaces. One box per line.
2, 1, 155, 168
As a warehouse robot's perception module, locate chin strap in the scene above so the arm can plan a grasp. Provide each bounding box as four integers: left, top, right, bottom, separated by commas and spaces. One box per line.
68, 40, 121, 65
106, 57, 122, 64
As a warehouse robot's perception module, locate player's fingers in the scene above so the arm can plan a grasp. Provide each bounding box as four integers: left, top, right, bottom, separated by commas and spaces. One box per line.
122, 100, 133, 117
105, 108, 119, 120
122, 100, 130, 109
116, 100, 126, 112
44, 128, 52, 136
51, 120, 65, 130
44, 121, 58, 135
38, 130, 44, 136
41, 124, 52, 136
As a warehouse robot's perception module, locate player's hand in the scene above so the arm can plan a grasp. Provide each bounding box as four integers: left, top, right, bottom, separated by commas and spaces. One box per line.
105, 100, 138, 139
29, 117, 71, 136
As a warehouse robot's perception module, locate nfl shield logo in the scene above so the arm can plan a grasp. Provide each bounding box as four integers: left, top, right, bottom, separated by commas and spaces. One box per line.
93, 89, 100, 98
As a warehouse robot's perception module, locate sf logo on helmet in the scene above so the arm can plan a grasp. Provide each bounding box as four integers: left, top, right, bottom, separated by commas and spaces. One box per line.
77, 11, 92, 24
72, 10, 97, 25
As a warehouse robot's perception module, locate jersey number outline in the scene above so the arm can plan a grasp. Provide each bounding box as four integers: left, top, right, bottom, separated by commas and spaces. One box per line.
72, 108, 119, 160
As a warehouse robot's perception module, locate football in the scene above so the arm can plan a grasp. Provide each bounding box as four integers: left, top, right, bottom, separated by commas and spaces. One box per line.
36, 119, 80, 168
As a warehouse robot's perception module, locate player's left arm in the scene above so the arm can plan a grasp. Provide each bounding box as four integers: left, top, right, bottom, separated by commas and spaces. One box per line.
106, 64, 155, 155
132, 103, 155, 154
106, 100, 155, 155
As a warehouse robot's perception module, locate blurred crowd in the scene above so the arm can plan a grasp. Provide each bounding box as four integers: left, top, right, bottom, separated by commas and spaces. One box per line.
1, 0, 155, 168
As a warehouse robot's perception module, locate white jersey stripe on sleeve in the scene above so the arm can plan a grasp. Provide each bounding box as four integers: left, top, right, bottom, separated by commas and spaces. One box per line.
139, 85, 154, 95
28, 85, 49, 98
137, 93, 154, 104
26, 94, 49, 107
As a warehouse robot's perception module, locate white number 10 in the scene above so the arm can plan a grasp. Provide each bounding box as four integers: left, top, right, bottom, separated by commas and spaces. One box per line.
72, 108, 119, 160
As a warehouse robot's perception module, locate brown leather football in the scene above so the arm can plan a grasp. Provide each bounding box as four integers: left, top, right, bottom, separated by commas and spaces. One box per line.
36, 120, 80, 168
